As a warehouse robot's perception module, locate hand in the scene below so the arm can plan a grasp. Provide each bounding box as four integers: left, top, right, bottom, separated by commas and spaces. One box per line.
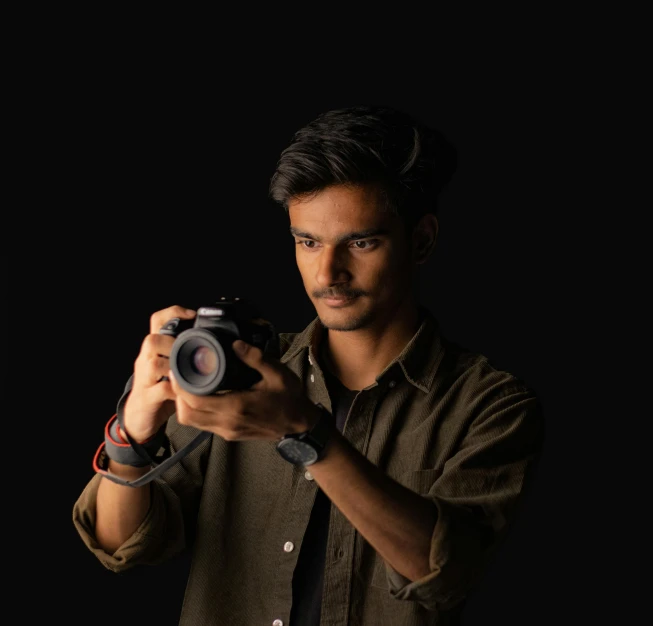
169, 339, 321, 441
122, 305, 197, 442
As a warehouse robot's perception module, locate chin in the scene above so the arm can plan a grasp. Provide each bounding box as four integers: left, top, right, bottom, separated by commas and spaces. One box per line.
319, 317, 364, 332
316, 303, 375, 332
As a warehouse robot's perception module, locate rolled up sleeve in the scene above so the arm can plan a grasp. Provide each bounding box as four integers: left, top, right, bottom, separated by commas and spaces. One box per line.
72, 411, 211, 573
72, 473, 187, 573
383, 385, 544, 610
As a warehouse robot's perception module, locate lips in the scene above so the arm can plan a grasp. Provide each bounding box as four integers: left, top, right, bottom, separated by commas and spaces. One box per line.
322, 296, 357, 307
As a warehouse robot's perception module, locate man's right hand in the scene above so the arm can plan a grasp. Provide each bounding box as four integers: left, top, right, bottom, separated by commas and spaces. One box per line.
122, 305, 197, 443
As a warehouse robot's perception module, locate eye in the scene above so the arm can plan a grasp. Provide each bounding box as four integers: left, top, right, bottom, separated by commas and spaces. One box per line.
351, 240, 378, 250
296, 240, 318, 249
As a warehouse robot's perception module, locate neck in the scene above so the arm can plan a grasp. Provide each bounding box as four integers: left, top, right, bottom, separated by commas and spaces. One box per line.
320, 299, 423, 391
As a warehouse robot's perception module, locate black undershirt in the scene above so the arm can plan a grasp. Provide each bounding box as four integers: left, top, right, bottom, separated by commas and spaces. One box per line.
289, 365, 358, 626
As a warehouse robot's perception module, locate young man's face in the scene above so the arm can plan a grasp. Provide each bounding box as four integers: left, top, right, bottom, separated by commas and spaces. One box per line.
288, 184, 416, 332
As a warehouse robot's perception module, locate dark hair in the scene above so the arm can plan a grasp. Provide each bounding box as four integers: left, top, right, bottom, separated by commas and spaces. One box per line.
269, 105, 458, 231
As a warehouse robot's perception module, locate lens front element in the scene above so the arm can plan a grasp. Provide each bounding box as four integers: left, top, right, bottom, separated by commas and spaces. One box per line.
191, 346, 218, 376
170, 328, 229, 395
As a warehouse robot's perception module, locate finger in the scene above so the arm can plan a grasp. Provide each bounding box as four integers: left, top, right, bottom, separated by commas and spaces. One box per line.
232, 340, 284, 386
147, 379, 177, 404
134, 353, 174, 388
169, 370, 242, 414
140, 333, 176, 358
149, 305, 196, 335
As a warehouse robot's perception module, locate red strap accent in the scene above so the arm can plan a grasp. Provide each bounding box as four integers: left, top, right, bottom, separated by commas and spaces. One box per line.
93, 414, 164, 478
105, 414, 130, 447
92, 442, 109, 476
105, 413, 157, 445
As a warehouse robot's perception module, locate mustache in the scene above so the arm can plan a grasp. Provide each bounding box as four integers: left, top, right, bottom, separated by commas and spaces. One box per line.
313, 288, 366, 299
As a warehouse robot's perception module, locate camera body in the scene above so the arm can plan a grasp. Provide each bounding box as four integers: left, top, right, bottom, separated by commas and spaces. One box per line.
160, 297, 279, 396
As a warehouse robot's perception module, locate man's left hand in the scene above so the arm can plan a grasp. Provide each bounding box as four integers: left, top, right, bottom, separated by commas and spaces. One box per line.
168, 339, 319, 441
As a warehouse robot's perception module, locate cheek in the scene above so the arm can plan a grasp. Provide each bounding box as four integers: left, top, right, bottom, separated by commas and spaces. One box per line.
363, 249, 407, 284
295, 255, 313, 284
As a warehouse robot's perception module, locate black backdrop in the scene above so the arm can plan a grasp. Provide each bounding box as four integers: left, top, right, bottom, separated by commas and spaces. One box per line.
27, 68, 577, 625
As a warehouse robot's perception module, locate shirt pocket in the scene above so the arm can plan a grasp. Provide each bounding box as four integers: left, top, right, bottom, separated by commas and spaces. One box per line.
371, 468, 441, 589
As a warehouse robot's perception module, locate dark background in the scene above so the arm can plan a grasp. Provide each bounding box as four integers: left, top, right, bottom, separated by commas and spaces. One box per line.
14, 27, 612, 624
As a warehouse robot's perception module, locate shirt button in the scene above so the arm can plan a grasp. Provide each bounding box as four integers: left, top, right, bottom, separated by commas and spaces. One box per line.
304, 470, 314, 481
283, 541, 295, 552
388, 380, 396, 388
308, 354, 313, 365
273, 620, 283, 626
310, 374, 315, 383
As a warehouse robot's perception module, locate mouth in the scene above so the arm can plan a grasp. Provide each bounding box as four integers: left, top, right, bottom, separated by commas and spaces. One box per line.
321, 295, 358, 308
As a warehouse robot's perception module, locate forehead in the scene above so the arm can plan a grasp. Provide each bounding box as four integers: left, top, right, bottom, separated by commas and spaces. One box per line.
287, 184, 400, 237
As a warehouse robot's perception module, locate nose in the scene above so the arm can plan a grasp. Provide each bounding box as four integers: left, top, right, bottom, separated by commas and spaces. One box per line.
315, 246, 350, 288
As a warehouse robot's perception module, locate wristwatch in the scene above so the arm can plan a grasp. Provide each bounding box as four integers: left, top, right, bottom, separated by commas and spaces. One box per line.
276, 402, 334, 466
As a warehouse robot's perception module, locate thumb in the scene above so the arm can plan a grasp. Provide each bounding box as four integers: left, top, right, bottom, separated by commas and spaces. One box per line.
232, 339, 260, 360
232, 339, 270, 372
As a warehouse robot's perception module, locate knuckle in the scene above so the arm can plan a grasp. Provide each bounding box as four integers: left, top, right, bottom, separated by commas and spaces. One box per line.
148, 354, 165, 372
221, 425, 242, 441
143, 333, 172, 354
220, 429, 235, 441
230, 396, 246, 415
225, 414, 242, 432
150, 311, 163, 331
167, 304, 190, 320
141, 333, 157, 351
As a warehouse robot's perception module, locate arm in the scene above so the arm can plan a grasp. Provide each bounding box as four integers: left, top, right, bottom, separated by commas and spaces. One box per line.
73, 305, 199, 565
304, 381, 543, 590
167, 339, 544, 608
306, 425, 438, 582
95, 460, 151, 554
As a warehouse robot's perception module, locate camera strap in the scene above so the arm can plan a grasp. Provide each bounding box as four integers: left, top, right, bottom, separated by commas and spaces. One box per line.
93, 430, 212, 487
92, 376, 212, 488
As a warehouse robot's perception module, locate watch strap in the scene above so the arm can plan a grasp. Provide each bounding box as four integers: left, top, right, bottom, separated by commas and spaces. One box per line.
276, 402, 334, 465
298, 402, 334, 456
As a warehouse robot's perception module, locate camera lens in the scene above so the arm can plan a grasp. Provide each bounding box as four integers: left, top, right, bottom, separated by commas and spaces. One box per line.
169, 329, 228, 395
191, 346, 218, 376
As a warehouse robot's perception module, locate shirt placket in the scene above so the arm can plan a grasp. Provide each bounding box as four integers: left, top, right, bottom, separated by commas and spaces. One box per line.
269, 349, 331, 626
320, 383, 387, 626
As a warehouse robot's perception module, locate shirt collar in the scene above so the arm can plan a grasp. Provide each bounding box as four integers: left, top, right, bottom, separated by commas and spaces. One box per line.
281, 306, 446, 393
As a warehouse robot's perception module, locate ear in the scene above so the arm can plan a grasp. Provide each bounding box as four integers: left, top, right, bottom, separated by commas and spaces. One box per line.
412, 213, 439, 265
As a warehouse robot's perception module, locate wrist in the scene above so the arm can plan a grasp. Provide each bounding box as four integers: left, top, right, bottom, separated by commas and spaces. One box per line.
276, 402, 335, 466
286, 397, 323, 437
119, 424, 158, 445
101, 414, 170, 468
107, 459, 151, 480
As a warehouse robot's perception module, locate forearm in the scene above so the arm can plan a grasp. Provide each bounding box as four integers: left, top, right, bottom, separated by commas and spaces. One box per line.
95, 460, 152, 554
308, 429, 437, 582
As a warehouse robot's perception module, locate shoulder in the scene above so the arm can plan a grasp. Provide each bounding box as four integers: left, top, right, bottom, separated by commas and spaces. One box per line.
440, 337, 543, 430
444, 336, 536, 397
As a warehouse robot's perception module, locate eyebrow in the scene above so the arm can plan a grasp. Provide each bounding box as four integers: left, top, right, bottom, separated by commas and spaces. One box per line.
289, 226, 390, 244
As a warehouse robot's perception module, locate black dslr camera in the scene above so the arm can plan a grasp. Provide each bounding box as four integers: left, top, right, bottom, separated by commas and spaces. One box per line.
159, 297, 279, 395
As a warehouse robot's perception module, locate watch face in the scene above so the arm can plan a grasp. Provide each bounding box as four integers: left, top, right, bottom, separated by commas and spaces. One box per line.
277, 438, 319, 466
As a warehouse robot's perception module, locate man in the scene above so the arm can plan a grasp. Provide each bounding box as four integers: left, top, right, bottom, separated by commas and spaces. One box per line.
73, 105, 544, 625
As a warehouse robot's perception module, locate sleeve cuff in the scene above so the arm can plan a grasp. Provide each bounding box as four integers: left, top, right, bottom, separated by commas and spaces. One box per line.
72, 473, 185, 573
382, 495, 487, 610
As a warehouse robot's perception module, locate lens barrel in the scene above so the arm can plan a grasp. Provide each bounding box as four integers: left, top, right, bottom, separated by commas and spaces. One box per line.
169, 328, 230, 395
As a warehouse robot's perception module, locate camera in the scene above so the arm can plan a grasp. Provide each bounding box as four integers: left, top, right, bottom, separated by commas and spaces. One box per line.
159, 297, 279, 395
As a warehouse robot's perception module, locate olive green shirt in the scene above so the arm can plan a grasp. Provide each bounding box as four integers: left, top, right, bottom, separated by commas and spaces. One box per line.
73, 308, 543, 626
